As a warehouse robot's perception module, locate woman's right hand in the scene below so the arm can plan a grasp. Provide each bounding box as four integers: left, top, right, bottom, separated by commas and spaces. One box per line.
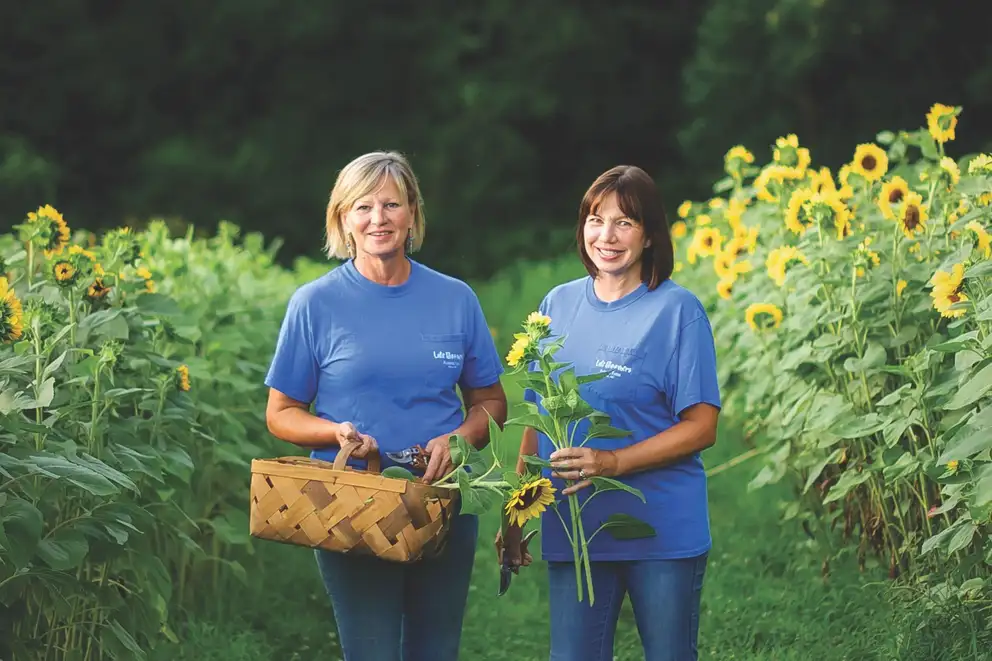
494, 525, 533, 571
336, 421, 378, 459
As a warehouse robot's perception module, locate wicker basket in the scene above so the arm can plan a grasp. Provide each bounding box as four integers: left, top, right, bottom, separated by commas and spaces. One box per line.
249, 442, 459, 563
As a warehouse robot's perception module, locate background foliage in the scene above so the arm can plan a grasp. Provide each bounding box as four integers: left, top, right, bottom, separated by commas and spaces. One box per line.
3, 0, 991, 282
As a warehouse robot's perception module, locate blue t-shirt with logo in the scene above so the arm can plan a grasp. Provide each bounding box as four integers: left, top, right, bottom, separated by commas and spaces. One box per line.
524, 276, 721, 561
264, 258, 504, 471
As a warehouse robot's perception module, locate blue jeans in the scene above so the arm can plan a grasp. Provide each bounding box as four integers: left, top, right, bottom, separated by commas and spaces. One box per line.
314, 512, 479, 661
548, 553, 708, 661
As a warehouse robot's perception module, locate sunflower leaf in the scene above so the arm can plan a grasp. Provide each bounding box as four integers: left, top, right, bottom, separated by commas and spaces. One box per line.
600, 513, 656, 540
589, 476, 645, 503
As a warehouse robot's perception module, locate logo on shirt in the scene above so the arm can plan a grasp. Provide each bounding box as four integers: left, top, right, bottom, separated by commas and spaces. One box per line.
595, 359, 633, 377
434, 350, 463, 368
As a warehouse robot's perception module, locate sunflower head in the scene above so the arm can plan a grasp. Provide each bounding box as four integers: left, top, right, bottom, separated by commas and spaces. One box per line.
877, 176, 910, 220
930, 263, 968, 318
691, 227, 724, 258
20, 205, 71, 257
926, 103, 958, 144
745, 303, 783, 332
785, 188, 816, 235
851, 144, 889, 183
965, 221, 992, 259
939, 157, 961, 188
716, 277, 735, 300
176, 364, 191, 392
671, 221, 688, 239
897, 192, 929, 239
724, 145, 755, 181
967, 154, 992, 175
0, 277, 24, 344
504, 477, 556, 527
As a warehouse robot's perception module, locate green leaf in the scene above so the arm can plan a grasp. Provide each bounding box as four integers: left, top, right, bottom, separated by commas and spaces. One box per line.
37, 529, 89, 570
27, 377, 55, 408
881, 452, 920, 483
931, 331, 980, 352
559, 368, 579, 394
921, 522, 957, 556
938, 427, 992, 464
823, 469, 872, 503
136, 293, 182, 317
589, 476, 646, 503
946, 521, 977, 555
501, 470, 521, 490
381, 466, 418, 482
585, 422, 631, 440
831, 413, 886, 439
600, 513, 656, 540
802, 450, 841, 494
576, 372, 609, 385
942, 361, 992, 410
101, 619, 146, 661
26, 454, 120, 496
0, 497, 43, 569
521, 455, 551, 469
79, 309, 129, 341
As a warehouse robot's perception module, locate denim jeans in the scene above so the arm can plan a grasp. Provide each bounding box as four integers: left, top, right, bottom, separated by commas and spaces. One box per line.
548, 553, 708, 661
314, 512, 479, 661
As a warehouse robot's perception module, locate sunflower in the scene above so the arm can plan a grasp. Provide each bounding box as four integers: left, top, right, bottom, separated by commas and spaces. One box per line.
754, 164, 803, 203
896, 280, 908, 297
784, 188, 816, 235
716, 277, 735, 300
677, 201, 692, 219
930, 263, 968, 318
745, 303, 783, 332
773, 134, 812, 174
53, 261, 77, 285
0, 277, 24, 343
851, 144, 888, 182
968, 154, 992, 175
506, 332, 532, 367
896, 191, 928, 240
926, 103, 958, 143
525, 311, 551, 329
855, 238, 881, 272
23, 205, 71, 257
690, 227, 724, 259
671, 221, 688, 239
504, 477, 556, 527
766, 246, 808, 287
86, 278, 112, 300
176, 364, 191, 392
939, 157, 961, 187
695, 214, 713, 227
877, 176, 910, 220
965, 221, 992, 259
805, 191, 852, 240
724, 198, 749, 230
726, 232, 758, 259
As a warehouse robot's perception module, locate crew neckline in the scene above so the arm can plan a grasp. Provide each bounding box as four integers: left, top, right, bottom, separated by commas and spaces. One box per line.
343, 257, 419, 297
584, 276, 650, 311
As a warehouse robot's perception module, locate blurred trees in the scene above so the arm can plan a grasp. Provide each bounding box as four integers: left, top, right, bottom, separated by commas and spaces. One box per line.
2, 0, 990, 281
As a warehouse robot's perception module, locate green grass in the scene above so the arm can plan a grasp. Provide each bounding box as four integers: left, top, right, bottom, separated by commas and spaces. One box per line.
154, 417, 992, 661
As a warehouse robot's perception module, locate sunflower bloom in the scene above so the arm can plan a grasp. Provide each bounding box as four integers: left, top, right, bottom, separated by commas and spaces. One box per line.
877, 176, 910, 220
677, 201, 692, 219
851, 144, 888, 182
926, 103, 958, 143
506, 333, 532, 367
930, 263, 968, 318
504, 477, 557, 527
896, 280, 907, 297
525, 312, 551, 329
0, 277, 24, 343
690, 227, 724, 258
939, 157, 961, 187
785, 188, 816, 235
773, 134, 811, 174
897, 192, 928, 240
965, 221, 992, 259
716, 277, 735, 300
671, 221, 688, 239
24, 204, 71, 257
53, 261, 77, 283
766, 246, 808, 287
745, 303, 783, 332
86, 279, 111, 300
176, 364, 191, 392
967, 154, 992, 175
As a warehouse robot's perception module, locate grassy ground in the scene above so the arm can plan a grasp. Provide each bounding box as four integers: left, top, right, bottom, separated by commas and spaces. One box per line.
151, 417, 992, 661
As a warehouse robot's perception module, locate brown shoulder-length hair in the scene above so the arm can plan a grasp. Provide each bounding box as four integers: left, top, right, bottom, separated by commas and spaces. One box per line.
576, 165, 675, 290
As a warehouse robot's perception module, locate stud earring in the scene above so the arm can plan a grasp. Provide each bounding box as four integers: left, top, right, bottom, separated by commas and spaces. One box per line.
346, 233, 355, 259
406, 231, 414, 254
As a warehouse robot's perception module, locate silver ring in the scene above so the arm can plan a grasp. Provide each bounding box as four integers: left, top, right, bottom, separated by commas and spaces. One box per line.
579, 469, 587, 479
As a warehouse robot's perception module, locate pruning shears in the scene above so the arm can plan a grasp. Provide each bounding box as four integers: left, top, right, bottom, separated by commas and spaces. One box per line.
498, 529, 539, 597
384, 445, 429, 472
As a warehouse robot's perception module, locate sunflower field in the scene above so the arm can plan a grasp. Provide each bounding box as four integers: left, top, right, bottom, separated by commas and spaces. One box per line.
669, 103, 991, 602
0, 214, 325, 660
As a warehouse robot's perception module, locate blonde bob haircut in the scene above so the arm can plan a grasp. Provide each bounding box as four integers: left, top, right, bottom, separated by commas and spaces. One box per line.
324, 151, 427, 260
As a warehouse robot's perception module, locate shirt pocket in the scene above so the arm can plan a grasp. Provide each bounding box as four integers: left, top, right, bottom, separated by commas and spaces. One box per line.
585, 346, 647, 402
420, 332, 466, 388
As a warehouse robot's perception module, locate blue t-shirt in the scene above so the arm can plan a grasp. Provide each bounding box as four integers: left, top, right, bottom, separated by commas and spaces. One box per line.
264, 258, 504, 471
524, 276, 721, 561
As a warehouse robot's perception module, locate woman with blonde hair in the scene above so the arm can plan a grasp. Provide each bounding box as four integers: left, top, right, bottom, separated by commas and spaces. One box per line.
265, 150, 507, 661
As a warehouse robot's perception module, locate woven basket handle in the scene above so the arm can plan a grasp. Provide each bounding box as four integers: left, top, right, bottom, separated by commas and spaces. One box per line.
333, 441, 382, 473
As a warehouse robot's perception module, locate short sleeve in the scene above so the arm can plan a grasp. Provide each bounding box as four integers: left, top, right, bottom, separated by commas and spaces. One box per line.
663, 315, 722, 418
458, 291, 504, 389
264, 289, 319, 403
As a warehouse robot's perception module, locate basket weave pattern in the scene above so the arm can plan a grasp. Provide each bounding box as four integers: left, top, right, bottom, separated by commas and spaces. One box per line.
249, 444, 458, 563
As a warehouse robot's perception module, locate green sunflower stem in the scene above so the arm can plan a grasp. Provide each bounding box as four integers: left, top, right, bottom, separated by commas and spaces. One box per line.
26, 241, 34, 288
68, 288, 77, 346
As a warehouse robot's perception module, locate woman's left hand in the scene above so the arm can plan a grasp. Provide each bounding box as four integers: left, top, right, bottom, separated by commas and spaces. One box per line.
422, 435, 454, 483
550, 447, 620, 495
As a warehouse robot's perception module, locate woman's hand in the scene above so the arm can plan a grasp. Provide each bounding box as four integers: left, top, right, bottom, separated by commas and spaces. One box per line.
494, 526, 534, 570
550, 447, 620, 495
336, 421, 378, 459
421, 434, 454, 483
